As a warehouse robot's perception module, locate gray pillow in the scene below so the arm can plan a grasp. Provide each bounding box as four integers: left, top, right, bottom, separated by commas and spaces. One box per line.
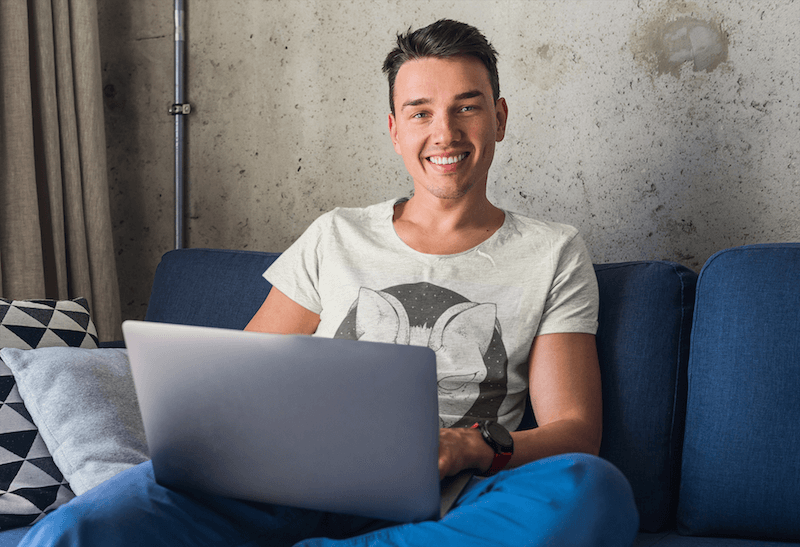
0, 347, 148, 495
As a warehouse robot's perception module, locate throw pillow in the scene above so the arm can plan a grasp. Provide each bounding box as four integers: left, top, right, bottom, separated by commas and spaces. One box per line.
0, 348, 148, 498
0, 298, 98, 350
0, 297, 99, 529
0, 359, 74, 530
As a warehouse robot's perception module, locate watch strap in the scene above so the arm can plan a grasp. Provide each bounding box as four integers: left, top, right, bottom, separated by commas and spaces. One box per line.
486, 450, 513, 476
471, 422, 514, 476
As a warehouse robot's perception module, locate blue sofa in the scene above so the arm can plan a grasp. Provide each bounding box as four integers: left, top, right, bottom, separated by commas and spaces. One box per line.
2, 243, 798, 546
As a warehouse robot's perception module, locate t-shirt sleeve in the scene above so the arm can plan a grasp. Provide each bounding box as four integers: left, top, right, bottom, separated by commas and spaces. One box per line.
262, 213, 330, 315
536, 231, 599, 336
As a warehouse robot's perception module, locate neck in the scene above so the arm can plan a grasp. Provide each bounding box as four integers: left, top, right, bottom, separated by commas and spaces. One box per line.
392, 192, 505, 255
396, 191, 502, 231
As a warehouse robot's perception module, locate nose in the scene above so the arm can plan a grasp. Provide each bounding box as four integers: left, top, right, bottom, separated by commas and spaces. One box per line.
431, 112, 461, 146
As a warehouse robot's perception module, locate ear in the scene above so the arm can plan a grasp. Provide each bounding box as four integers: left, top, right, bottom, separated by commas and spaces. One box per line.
429, 302, 496, 356
495, 98, 508, 142
388, 113, 402, 154
354, 287, 410, 344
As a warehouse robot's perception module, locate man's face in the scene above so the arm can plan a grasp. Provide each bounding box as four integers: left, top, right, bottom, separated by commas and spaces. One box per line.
388, 56, 508, 201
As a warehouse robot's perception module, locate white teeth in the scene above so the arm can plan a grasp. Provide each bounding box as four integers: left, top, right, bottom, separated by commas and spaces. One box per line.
429, 153, 467, 165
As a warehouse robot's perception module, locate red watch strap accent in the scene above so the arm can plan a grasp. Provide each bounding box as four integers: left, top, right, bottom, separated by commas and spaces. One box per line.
471, 422, 513, 475
486, 451, 513, 475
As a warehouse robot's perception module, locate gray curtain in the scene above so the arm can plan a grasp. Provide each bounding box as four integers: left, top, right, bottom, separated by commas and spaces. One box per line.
0, 0, 122, 341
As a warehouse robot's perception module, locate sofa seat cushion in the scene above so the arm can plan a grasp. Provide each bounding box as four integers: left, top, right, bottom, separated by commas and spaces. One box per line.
594, 262, 697, 532
678, 244, 800, 541
635, 531, 800, 546
0, 526, 31, 547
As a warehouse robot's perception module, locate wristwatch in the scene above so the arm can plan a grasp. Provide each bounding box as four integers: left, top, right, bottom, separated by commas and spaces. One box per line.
471, 421, 514, 476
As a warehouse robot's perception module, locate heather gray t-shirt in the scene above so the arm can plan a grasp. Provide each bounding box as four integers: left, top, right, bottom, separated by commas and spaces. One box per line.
264, 199, 599, 430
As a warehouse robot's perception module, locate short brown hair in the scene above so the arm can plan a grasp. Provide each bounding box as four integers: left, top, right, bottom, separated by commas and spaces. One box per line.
382, 19, 500, 115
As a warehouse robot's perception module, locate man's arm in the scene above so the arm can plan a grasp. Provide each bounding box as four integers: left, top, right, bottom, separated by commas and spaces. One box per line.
244, 287, 321, 335
438, 332, 602, 478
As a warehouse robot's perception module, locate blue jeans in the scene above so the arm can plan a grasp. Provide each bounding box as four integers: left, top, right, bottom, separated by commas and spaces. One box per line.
21, 453, 638, 547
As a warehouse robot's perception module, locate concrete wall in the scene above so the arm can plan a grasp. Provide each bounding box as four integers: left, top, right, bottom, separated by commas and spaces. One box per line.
97, 0, 800, 322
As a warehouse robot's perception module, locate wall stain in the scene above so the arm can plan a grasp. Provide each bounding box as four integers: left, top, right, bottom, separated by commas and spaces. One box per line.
514, 41, 582, 91
631, 3, 729, 78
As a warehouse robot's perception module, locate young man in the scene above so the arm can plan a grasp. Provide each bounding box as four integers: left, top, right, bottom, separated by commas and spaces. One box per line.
20, 19, 638, 547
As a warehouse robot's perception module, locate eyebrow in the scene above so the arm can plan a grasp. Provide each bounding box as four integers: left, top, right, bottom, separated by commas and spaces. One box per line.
400, 90, 485, 110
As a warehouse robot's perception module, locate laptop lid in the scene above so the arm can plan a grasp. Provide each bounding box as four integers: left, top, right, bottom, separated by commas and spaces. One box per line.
122, 320, 442, 523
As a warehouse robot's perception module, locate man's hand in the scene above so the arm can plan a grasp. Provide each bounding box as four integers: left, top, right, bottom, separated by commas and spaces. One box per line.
438, 427, 495, 479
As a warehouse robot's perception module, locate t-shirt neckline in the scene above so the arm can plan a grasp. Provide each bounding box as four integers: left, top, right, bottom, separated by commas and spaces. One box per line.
383, 198, 509, 260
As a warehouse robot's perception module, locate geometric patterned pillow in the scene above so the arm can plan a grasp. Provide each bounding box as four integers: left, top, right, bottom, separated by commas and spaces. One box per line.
0, 298, 98, 529
0, 298, 98, 351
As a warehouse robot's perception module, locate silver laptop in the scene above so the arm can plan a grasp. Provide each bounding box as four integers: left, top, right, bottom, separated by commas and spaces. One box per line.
122, 320, 446, 523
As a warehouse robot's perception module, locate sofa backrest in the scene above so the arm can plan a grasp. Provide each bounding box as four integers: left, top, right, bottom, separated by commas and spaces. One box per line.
144, 248, 279, 329
677, 243, 800, 542
593, 261, 697, 532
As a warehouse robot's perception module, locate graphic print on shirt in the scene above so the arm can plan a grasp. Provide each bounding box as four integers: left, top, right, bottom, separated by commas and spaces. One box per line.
334, 282, 508, 428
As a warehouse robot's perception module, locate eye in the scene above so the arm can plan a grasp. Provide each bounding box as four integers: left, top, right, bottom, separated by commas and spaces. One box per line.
460, 105, 476, 113
412, 111, 429, 119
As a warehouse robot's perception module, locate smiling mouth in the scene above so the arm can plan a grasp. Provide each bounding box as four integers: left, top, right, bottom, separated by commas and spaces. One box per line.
427, 152, 469, 166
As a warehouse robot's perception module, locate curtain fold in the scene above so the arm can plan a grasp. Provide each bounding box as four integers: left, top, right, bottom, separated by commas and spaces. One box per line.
0, 0, 122, 341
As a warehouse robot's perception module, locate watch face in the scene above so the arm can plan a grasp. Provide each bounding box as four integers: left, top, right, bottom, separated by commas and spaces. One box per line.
486, 422, 513, 450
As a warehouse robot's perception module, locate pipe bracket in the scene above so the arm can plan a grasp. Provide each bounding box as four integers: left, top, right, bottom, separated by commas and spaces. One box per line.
169, 103, 192, 115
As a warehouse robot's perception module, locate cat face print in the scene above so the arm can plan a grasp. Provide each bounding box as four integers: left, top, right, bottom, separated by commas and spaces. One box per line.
334, 283, 508, 427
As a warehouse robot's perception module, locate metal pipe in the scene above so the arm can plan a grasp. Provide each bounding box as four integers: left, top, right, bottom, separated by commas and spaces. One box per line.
174, 0, 186, 249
